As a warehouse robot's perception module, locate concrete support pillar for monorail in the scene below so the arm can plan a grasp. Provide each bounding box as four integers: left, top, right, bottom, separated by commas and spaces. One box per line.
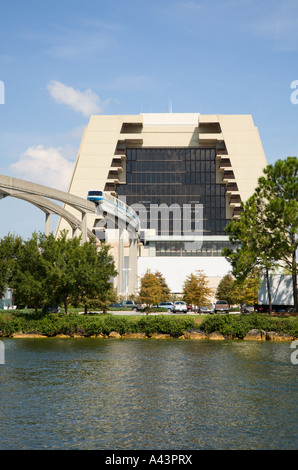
45, 213, 51, 236
81, 212, 87, 243
117, 227, 125, 294
128, 236, 138, 295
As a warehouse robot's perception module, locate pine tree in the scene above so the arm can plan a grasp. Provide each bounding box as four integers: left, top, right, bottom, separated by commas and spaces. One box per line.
224, 157, 298, 313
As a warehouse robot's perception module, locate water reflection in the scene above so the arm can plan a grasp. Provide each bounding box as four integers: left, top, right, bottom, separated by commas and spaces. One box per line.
0, 338, 297, 450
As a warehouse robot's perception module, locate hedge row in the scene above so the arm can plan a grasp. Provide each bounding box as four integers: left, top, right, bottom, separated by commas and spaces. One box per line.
200, 313, 298, 339
0, 312, 195, 337
0, 311, 297, 339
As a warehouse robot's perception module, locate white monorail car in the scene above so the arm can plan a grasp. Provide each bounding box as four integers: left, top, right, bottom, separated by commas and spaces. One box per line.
87, 190, 140, 232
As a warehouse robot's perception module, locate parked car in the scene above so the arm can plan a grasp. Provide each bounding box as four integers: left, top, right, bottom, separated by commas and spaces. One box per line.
173, 301, 188, 313
199, 305, 213, 314
132, 303, 146, 312
133, 302, 175, 312
158, 302, 174, 312
120, 300, 136, 309
240, 304, 254, 313
214, 300, 229, 313
108, 303, 123, 308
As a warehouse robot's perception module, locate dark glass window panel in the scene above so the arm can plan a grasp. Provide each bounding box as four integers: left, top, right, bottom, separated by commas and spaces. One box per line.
200, 173, 206, 184
116, 147, 228, 235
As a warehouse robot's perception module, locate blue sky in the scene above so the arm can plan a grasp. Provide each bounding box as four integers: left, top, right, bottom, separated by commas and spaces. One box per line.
0, 0, 297, 239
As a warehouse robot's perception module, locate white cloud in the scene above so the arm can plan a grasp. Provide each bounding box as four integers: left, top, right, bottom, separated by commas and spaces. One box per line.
10, 145, 74, 190
47, 80, 105, 116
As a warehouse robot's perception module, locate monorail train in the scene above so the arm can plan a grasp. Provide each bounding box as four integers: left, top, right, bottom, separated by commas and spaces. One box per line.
87, 190, 139, 231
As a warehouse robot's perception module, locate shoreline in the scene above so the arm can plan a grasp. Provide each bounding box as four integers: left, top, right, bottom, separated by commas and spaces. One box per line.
1, 311, 297, 342
7, 329, 296, 341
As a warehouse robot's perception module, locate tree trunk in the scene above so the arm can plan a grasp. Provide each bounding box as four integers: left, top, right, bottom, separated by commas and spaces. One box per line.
64, 299, 68, 314
266, 268, 272, 315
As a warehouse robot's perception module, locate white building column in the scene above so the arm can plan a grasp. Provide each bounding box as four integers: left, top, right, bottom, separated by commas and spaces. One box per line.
72, 226, 80, 238
128, 236, 138, 294
117, 227, 125, 294
81, 212, 87, 243
45, 213, 51, 236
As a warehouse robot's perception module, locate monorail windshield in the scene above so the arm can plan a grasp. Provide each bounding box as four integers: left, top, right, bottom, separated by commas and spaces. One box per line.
88, 190, 103, 197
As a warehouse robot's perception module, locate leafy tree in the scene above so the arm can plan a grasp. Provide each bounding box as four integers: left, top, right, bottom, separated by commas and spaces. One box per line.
40, 231, 117, 314
138, 270, 163, 313
182, 270, 213, 307
73, 240, 118, 314
0, 233, 23, 297
11, 233, 49, 313
240, 270, 260, 305
154, 271, 171, 301
38, 231, 81, 313
232, 269, 261, 306
257, 157, 298, 312
0, 230, 117, 314
225, 157, 298, 313
224, 194, 280, 314
216, 273, 236, 305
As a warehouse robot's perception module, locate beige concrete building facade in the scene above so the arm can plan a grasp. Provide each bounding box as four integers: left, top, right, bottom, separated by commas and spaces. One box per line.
56, 113, 267, 297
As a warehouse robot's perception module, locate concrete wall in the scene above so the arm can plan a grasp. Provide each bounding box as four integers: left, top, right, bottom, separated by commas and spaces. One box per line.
218, 114, 267, 201
138, 256, 231, 297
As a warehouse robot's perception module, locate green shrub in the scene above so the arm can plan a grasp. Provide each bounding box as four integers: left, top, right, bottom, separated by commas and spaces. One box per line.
0, 310, 297, 338
102, 316, 133, 335
135, 315, 196, 337
200, 313, 298, 339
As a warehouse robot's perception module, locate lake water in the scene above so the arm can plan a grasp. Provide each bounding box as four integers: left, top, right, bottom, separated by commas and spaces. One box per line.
0, 338, 297, 450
